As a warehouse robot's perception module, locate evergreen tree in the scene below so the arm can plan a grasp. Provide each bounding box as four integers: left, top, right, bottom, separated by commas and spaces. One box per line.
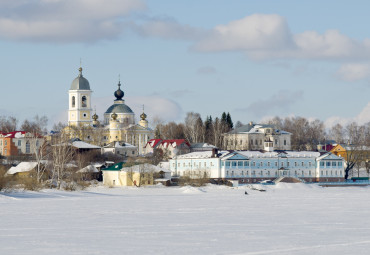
226, 112, 233, 129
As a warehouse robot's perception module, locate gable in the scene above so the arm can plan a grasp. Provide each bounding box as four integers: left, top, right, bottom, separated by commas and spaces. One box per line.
224, 153, 249, 161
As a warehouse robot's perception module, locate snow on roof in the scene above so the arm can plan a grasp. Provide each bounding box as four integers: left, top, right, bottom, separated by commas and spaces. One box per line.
71, 141, 101, 149
223, 151, 320, 159
104, 141, 136, 149
6, 162, 38, 175
77, 165, 99, 173
191, 143, 217, 148
175, 150, 228, 159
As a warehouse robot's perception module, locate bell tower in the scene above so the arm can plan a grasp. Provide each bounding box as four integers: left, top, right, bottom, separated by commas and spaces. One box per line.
68, 67, 93, 127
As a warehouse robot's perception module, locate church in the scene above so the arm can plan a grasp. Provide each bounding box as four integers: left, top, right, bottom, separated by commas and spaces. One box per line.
66, 67, 154, 155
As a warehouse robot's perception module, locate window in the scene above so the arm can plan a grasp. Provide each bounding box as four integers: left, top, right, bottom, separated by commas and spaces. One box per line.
204, 162, 206, 167
252, 162, 256, 167
338, 162, 342, 167
232, 161, 237, 167
260, 140, 262, 145
281, 162, 284, 167
226, 171, 229, 176
320, 162, 324, 167
301, 162, 304, 166
82, 96, 87, 107
241, 171, 244, 176
326, 162, 331, 167
83, 113, 87, 118
295, 162, 298, 167
18, 140, 21, 146
309, 162, 312, 167
284, 140, 287, 146
231, 171, 234, 177
267, 162, 271, 167
275, 140, 278, 145
244, 161, 249, 167
275, 162, 278, 167
287, 162, 290, 167
26, 141, 30, 153
221, 162, 225, 167
226, 162, 230, 167
332, 162, 337, 167
240, 140, 242, 145
238, 161, 243, 167
72, 96, 75, 107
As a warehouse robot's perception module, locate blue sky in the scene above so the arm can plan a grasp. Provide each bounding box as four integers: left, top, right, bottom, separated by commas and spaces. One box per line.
0, 0, 369, 130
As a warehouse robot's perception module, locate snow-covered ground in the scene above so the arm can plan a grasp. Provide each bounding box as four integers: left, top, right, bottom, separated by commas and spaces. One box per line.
1, 183, 370, 255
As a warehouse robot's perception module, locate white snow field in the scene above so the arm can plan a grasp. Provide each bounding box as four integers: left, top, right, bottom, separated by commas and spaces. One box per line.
1, 183, 370, 255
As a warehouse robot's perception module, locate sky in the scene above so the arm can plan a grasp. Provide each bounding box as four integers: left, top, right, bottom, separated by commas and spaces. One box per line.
0, 0, 370, 130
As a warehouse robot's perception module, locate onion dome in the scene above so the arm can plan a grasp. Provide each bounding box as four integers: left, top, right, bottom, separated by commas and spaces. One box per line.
114, 81, 124, 101
140, 112, 147, 120
92, 113, 98, 121
70, 67, 90, 90
111, 112, 118, 120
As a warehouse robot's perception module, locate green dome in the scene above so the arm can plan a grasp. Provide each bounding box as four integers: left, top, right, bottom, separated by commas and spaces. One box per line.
70, 67, 91, 90
105, 104, 134, 114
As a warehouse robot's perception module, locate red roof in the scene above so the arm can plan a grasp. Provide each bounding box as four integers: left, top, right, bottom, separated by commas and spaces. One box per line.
145, 139, 191, 149
0, 131, 43, 138
145, 139, 162, 148
159, 139, 191, 148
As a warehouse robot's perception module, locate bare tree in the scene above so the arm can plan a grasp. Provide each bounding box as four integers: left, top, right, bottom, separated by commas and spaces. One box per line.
0, 116, 18, 132
32, 134, 48, 183
50, 133, 74, 189
184, 112, 202, 143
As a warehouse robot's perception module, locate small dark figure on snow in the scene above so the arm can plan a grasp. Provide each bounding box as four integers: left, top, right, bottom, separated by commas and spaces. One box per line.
244, 191, 248, 195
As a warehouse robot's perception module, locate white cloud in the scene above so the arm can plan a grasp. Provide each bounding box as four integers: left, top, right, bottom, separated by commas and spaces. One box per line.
134, 17, 204, 40
193, 14, 293, 52
336, 63, 370, 81
325, 102, 370, 128
193, 14, 370, 63
236, 90, 304, 117
0, 0, 145, 42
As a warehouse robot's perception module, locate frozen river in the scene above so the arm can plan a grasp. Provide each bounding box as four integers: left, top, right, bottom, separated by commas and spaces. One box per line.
1, 183, 370, 255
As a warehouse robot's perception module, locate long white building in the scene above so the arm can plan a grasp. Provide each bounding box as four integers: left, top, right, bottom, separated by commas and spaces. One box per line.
169, 150, 345, 183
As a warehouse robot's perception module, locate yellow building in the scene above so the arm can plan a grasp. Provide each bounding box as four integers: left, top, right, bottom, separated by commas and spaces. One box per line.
102, 162, 155, 187
65, 67, 154, 155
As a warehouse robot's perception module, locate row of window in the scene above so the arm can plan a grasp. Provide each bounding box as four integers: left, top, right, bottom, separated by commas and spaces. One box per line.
319, 161, 343, 167
222, 160, 314, 168
227, 139, 288, 146
225, 170, 343, 177
174, 162, 215, 168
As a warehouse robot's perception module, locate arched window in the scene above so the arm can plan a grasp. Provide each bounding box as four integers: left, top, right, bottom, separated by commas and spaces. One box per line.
72, 96, 75, 108
82, 96, 87, 107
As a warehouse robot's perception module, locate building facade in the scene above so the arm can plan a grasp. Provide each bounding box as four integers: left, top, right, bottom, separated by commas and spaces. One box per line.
224, 122, 291, 151
169, 150, 345, 183
0, 131, 44, 157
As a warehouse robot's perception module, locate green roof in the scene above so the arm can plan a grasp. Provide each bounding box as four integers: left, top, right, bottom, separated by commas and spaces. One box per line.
102, 162, 125, 171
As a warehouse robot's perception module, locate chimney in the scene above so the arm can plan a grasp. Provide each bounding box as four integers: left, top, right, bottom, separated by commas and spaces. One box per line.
212, 148, 219, 158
